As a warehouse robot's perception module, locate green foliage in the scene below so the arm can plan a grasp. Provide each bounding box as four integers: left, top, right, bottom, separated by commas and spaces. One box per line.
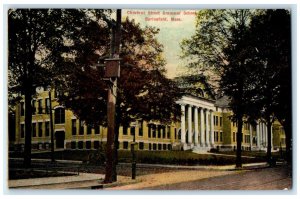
181, 10, 256, 79
55, 16, 182, 127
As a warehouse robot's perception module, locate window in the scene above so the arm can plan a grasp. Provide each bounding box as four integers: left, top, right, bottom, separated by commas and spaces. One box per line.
38, 122, 43, 137
94, 141, 100, 149
138, 121, 143, 136
32, 123, 36, 137
139, 142, 144, 150
45, 98, 50, 114
149, 143, 152, 150
54, 107, 65, 124
216, 116, 218, 126
163, 144, 166, 150
152, 125, 156, 138
220, 117, 223, 126
21, 124, 25, 138
158, 126, 161, 138
123, 125, 128, 135
153, 143, 157, 150
220, 132, 223, 142
214, 131, 218, 142
168, 144, 172, 150
95, 125, 100, 134
32, 100, 36, 115
87, 124, 92, 135
78, 141, 83, 149
38, 99, 43, 114
162, 126, 166, 138
123, 141, 128, 149
174, 128, 177, 139
158, 143, 162, 150
79, 120, 84, 135
20, 102, 25, 116
45, 122, 50, 137
130, 126, 135, 136
71, 141, 76, 149
86, 141, 91, 149
167, 126, 171, 139
148, 124, 151, 138
72, 119, 77, 135
233, 132, 236, 142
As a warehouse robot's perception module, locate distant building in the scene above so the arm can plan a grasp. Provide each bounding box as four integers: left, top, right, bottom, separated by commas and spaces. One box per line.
12, 77, 286, 152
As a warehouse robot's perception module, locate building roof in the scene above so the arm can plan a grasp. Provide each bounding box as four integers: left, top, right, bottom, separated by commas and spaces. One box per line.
215, 95, 230, 108
173, 74, 216, 101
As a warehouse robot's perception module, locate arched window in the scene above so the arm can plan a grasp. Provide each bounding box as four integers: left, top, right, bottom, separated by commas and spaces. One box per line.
55, 107, 65, 124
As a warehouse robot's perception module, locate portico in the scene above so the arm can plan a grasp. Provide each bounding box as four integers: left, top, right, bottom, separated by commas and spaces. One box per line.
177, 96, 215, 151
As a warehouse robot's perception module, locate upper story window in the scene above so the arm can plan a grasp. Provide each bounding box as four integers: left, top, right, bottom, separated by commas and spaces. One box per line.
45, 98, 50, 114
54, 107, 65, 124
20, 102, 25, 116
38, 99, 43, 114
72, 119, 77, 135
138, 121, 143, 136
32, 100, 36, 115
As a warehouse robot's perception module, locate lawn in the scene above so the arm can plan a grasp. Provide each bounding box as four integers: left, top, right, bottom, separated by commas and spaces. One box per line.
10, 149, 266, 166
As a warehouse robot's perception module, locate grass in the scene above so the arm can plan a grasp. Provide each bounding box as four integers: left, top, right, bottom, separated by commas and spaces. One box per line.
216, 150, 286, 159
9, 169, 75, 180
10, 149, 266, 166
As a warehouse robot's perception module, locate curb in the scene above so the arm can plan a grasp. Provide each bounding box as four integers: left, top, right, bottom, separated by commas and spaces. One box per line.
90, 179, 141, 189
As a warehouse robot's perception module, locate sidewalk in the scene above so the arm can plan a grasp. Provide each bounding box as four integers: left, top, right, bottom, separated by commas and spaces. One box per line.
7, 162, 269, 190
8, 172, 137, 189
128, 162, 269, 170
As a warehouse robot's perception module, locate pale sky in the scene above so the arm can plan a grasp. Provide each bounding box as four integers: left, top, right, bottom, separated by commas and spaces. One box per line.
123, 9, 198, 79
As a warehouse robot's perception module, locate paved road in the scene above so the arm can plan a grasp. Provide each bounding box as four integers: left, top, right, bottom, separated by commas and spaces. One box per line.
107, 166, 292, 190
143, 167, 292, 190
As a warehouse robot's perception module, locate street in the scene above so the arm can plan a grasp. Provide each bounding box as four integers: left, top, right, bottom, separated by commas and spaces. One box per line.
107, 166, 292, 190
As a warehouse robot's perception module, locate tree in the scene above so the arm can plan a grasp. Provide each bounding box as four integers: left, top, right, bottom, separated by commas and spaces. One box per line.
8, 9, 58, 168
247, 10, 291, 165
8, 9, 112, 168
54, 16, 182, 182
181, 10, 256, 168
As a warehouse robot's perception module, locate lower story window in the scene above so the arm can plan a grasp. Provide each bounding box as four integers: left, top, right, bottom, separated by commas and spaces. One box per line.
123, 141, 128, 149
71, 141, 76, 149
78, 141, 83, 149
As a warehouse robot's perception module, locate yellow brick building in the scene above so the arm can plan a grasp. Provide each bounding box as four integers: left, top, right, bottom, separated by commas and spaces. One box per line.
12, 86, 286, 152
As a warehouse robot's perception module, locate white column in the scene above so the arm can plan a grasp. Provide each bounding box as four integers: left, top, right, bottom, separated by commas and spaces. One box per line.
205, 109, 209, 147
180, 105, 186, 144
210, 110, 214, 147
260, 122, 264, 147
188, 105, 192, 144
250, 125, 253, 150
256, 122, 260, 149
265, 123, 268, 147
194, 107, 199, 146
200, 108, 205, 147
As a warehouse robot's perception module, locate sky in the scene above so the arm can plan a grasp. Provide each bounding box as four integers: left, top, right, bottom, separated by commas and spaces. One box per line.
123, 9, 198, 78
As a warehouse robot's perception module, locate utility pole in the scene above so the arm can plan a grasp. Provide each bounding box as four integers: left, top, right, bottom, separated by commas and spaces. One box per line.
104, 9, 121, 183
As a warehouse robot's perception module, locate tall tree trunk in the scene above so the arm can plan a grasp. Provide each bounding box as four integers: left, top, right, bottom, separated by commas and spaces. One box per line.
23, 83, 33, 168
283, 118, 292, 165
112, 121, 120, 182
266, 119, 272, 165
236, 114, 243, 168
